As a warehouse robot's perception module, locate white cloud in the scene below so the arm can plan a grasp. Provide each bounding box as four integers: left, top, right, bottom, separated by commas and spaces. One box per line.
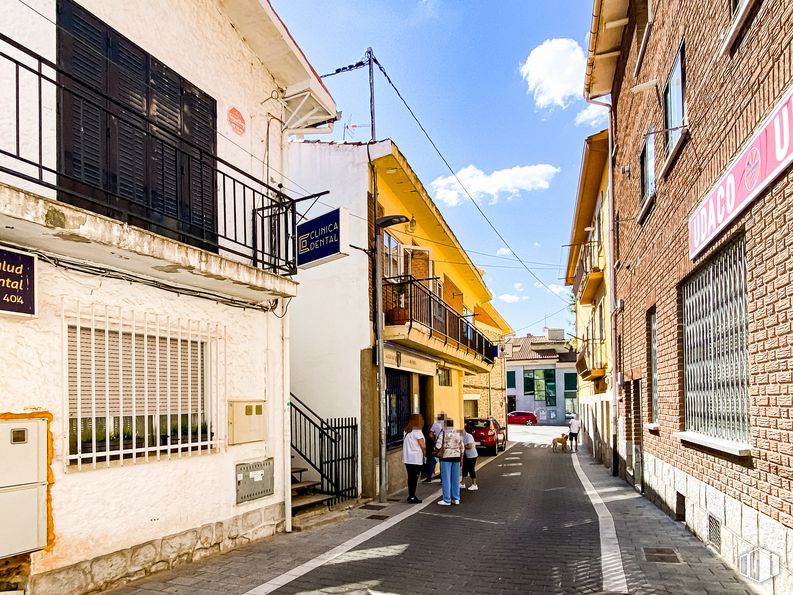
533, 241, 541, 248
496, 247, 512, 256
431, 163, 560, 207
513, 282, 524, 292
575, 103, 609, 127
534, 281, 571, 297
519, 38, 586, 110
499, 293, 529, 303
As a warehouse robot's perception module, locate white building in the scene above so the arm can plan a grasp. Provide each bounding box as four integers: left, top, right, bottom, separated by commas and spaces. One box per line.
0, 0, 336, 592
505, 329, 577, 425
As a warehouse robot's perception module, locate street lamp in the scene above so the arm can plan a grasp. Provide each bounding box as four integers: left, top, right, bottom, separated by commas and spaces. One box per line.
375, 214, 409, 503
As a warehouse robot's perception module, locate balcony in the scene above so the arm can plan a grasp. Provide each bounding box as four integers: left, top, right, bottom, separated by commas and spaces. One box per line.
0, 34, 297, 276
572, 241, 605, 305
576, 338, 606, 381
382, 277, 494, 370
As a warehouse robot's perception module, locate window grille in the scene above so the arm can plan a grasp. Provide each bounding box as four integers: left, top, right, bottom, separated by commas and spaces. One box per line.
649, 309, 658, 423
63, 300, 224, 469
682, 237, 749, 443
708, 514, 722, 552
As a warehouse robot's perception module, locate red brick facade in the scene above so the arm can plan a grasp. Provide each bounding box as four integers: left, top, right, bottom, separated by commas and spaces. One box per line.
611, 0, 792, 532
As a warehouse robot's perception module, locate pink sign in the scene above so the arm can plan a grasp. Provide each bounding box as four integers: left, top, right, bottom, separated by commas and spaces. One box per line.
689, 83, 793, 258
227, 107, 246, 135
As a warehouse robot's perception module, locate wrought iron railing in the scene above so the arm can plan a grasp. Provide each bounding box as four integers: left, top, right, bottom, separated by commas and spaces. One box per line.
0, 33, 297, 275
289, 393, 358, 504
576, 337, 606, 378
572, 241, 604, 297
382, 277, 494, 364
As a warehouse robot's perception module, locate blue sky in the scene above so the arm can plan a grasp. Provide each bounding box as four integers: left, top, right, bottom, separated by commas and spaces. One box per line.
272, 0, 607, 336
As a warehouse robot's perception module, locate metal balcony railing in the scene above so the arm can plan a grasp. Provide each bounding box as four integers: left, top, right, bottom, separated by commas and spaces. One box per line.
382, 277, 494, 364
572, 241, 604, 298
0, 33, 298, 275
576, 337, 606, 379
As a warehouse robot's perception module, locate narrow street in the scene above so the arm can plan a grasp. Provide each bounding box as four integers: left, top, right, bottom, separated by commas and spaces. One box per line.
108, 427, 752, 595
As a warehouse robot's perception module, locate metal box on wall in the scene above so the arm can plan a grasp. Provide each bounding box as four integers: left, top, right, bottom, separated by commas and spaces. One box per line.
0, 418, 48, 558
228, 400, 265, 445
236, 458, 274, 504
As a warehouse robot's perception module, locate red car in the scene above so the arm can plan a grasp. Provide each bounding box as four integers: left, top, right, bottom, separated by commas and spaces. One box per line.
507, 410, 538, 426
464, 417, 506, 455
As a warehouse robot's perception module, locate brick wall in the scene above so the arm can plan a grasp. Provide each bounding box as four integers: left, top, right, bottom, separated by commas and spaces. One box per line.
612, 1, 792, 529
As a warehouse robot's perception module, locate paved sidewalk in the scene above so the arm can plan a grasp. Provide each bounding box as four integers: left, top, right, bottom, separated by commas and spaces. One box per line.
108, 428, 754, 595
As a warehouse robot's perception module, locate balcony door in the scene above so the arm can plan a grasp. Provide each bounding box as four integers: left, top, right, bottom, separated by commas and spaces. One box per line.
56, 0, 217, 251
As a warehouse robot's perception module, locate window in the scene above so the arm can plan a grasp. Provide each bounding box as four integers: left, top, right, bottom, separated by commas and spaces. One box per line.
383, 232, 401, 278
524, 369, 556, 406
57, 0, 217, 249
564, 373, 578, 415
682, 237, 748, 443
506, 370, 516, 389
66, 302, 222, 468
640, 128, 656, 203
385, 369, 411, 446
648, 309, 658, 423
664, 45, 686, 156
437, 367, 452, 387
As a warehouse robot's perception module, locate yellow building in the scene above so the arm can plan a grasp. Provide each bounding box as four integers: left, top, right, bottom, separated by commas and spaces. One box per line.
565, 129, 615, 470
289, 139, 511, 500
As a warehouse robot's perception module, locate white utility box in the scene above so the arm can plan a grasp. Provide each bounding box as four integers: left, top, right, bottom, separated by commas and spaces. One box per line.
0, 418, 48, 558
228, 400, 265, 445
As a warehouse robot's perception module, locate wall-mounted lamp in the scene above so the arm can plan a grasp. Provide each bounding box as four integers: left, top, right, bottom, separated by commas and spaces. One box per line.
406, 216, 416, 233
583, 226, 595, 232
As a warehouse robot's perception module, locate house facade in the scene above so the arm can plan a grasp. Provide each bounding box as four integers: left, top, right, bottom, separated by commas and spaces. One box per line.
504, 329, 577, 426
585, 0, 792, 589
565, 129, 617, 469
288, 139, 510, 499
0, 0, 335, 592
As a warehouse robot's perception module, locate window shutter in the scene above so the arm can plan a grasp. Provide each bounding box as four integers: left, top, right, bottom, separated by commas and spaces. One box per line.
181, 83, 216, 232
108, 32, 148, 205
148, 60, 182, 218
58, 0, 107, 189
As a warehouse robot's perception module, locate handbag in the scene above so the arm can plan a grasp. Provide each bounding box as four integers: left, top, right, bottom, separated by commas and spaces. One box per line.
432, 430, 445, 457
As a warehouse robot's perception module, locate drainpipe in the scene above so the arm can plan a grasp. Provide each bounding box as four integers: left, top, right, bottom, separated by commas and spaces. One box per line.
586, 95, 619, 477
282, 300, 293, 532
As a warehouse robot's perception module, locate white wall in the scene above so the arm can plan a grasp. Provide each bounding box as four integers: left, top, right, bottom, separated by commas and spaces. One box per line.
287, 142, 371, 420
0, 260, 286, 574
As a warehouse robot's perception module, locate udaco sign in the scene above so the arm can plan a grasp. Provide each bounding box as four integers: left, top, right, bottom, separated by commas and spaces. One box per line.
296, 208, 350, 269
689, 83, 793, 259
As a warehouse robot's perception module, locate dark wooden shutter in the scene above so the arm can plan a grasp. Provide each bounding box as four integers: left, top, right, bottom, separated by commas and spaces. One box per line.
148, 60, 182, 219
108, 31, 148, 206
181, 83, 216, 235
58, 0, 107, 192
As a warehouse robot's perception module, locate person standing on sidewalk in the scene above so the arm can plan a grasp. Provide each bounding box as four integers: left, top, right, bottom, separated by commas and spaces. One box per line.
423, 412, 445, 483
568, 414, 581, 453
435, 418, 463, 506
402, 414, 426, 503
461, 426, 479, 491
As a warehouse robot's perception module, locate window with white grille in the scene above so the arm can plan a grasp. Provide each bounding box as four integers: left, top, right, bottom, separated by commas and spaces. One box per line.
648, 309, 658, 423
682, 237, 749, 443
64, 301, 224, 468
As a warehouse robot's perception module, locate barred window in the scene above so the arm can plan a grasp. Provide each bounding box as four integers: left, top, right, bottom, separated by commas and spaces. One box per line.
648, 309, 658, 423
65, 301, 223, 468
682, 237, 749, 443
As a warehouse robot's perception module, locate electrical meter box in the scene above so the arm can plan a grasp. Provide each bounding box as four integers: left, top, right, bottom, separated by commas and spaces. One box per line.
228, 400, 265, 445
0, 418, 48, 558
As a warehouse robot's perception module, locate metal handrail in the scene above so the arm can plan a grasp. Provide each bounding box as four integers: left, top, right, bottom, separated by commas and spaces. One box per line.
289, 393, 339, 494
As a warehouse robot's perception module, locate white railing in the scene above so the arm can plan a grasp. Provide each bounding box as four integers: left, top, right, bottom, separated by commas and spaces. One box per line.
62, 299, 225, 470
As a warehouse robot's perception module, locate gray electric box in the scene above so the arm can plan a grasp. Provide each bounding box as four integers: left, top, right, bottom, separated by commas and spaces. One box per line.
0, 418, 48, 558
236, 458, 274, 504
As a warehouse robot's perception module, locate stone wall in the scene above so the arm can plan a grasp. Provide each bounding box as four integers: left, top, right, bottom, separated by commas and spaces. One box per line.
29, 503, 284, 595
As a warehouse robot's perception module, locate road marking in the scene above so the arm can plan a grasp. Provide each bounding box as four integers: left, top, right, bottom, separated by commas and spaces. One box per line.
419, 511, 505, 525
571, 453, 628, 594
245, 447, 507, 594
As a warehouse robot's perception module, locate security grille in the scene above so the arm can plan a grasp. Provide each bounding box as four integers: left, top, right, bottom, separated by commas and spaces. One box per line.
682, 237, 749, 443
64, 299, 224, 469
708, 514, 722, 552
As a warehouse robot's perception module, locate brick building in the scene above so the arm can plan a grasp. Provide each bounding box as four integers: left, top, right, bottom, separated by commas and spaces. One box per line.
584, 0, 792, 589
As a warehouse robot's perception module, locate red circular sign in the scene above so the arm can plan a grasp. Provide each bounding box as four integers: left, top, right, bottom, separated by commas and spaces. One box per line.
227, 107, 246, 135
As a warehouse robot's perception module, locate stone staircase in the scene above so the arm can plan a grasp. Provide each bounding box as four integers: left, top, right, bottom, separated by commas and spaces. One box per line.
290, 464, 348, 531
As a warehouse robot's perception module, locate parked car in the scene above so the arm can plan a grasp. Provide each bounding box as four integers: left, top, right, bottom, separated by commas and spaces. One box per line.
464, 417, 507, 455
507, 410, 538, 426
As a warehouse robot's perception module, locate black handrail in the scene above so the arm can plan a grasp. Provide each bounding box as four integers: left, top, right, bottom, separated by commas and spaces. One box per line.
382, 277, 494, 363
0, 33, 298, 275
289, 393, 339, 493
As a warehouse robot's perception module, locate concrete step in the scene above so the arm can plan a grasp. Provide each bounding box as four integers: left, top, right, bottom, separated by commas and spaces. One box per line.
292, 509, 349, 532
291, 480, 320, 495
292, 493, 334, 513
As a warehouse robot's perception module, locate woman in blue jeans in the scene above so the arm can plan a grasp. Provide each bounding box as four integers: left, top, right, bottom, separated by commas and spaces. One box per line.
434, 418, 463, 505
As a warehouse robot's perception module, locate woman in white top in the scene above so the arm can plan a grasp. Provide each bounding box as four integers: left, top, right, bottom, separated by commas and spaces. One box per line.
402, 413, 426, 503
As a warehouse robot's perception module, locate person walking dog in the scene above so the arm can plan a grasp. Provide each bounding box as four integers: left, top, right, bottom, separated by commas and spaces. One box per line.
402, 414, 426, 503
435, 418, 463, 506
568, 414, 581, 453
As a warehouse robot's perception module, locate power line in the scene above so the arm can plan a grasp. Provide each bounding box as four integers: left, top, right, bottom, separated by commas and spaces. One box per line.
369, 53, 568, 303
511, 304, 572, 334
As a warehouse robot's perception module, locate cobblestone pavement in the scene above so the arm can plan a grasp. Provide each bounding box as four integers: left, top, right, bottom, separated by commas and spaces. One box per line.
108, 426, 755, 595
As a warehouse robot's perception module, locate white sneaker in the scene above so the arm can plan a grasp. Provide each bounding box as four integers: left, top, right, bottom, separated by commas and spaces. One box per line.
460, 483, 466, 489
467, 484, 479, 491
452, 500, 460, 505
437, 500, 451, 506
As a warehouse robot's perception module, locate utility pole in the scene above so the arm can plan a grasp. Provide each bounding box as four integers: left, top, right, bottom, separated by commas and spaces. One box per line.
367, 47, 375, 142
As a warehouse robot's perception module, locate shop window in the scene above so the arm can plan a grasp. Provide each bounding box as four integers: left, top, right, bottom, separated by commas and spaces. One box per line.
681, 237, 748, 443
385, 369, 411, 446
506, 370, 515, 389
